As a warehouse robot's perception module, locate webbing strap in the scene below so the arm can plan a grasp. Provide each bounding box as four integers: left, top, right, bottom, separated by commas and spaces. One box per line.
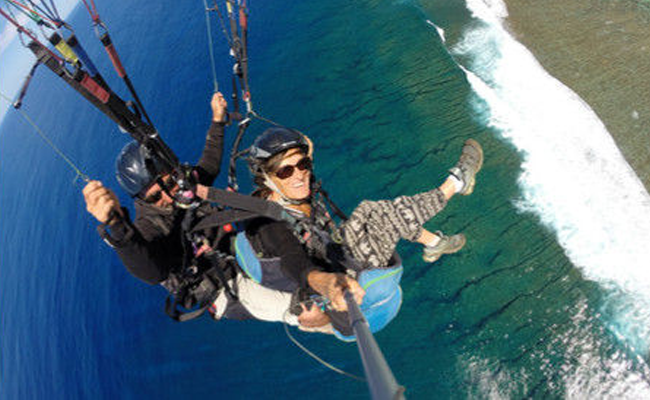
48, 33, 79, 64
204, 254, 238, 301
202, 187, 293, 223
227, 119, 250, 190
165, 295, 210, 322
66, 35, 103, 80
0, 7, 63, 63
80, 72, 110, 103
191, 208, 258, 233
25, 38, 171, 166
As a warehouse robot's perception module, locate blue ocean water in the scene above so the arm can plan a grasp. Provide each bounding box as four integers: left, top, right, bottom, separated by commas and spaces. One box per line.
2, 0, 650, 398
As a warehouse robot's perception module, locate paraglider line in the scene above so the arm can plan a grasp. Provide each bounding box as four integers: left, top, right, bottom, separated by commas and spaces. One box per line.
202, 0, 219, 92
282, 309, 366, 382
0, 91, 90, 184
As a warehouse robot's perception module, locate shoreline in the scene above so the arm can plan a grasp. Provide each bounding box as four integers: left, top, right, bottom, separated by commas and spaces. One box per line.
502, 0, 650, 192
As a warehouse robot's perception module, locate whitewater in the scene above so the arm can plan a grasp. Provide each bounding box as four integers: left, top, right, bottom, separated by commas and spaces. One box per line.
439, 0, 650, 370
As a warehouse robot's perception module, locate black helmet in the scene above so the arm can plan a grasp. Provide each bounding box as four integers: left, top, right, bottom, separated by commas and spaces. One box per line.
249, 127, 309, 163
115, 141, 169, 197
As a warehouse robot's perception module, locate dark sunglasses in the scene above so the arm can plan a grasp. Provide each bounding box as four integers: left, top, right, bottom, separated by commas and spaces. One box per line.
274, 157, 312, 180
142, 175, 175, 204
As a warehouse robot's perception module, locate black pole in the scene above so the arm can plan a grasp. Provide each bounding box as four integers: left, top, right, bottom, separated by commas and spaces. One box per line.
344, 291, 405, 400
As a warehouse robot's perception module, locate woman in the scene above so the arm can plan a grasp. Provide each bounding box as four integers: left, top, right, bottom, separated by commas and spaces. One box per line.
236, 127, 483, 338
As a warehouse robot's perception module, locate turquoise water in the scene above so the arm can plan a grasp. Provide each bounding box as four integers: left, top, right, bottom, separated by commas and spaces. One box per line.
2, 0, 650, 398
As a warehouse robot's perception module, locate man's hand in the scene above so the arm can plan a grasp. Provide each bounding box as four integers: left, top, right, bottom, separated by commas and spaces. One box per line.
307, 270, 365, 312
211, 92, 228, 123
83, 180, 123, 225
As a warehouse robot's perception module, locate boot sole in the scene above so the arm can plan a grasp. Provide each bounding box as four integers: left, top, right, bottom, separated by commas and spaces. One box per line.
422, 234, 467, 262
460, 139, 484, 196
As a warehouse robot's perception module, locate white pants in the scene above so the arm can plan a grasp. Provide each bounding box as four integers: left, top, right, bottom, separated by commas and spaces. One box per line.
211, 275, 299, 326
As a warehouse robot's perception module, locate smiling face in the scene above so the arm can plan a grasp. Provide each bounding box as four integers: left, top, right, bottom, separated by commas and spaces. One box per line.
140, 174, 178, 209
268, 148, 312, 201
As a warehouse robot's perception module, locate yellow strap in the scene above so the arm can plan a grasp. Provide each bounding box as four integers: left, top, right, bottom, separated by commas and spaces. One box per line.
54, 40, 79, 64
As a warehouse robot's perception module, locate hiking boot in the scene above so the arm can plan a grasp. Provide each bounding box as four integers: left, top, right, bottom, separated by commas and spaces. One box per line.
422, 232, 466, 263
449, 139, 483, 195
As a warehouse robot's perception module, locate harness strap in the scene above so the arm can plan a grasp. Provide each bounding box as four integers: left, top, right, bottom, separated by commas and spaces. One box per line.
79, 0, 154, 128
165, 295, 210, 322
25, 39, 178, 173
66, 34, 105, 84
200, 187, 296, 226
204, 253, 239, 301
227, 119, 250, 190
48, 32, 79, 64
163, 256, 232, 322
97, 30, 155, 127
0, 8, 63, 63
191, 208, 258, 232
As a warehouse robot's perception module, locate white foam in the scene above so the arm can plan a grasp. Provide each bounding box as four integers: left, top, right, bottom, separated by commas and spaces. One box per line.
468, 0, 509, 22
459, 299, 650, 396
454, 0, 650, 355
426, 19, 446, 43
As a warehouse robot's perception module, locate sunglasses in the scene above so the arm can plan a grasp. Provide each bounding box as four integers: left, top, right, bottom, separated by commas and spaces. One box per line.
142, 175, 176, 204
274, 157, 312, 180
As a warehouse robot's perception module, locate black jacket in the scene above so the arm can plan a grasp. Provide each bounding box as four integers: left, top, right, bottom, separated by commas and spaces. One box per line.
102, 122, 226, 284
243, 218, 321, 289
243, 201, 349, 291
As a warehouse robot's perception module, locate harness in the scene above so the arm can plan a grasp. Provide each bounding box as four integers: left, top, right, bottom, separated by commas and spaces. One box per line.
159, 186, 300, 321
229, 182, 405, 340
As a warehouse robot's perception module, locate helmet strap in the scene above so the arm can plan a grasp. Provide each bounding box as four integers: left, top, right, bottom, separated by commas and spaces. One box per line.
262, 172, 307, 206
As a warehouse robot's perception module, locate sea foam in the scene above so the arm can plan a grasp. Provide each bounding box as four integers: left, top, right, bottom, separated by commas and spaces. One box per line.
426, 20, 446, 43
453, 0, 650, 358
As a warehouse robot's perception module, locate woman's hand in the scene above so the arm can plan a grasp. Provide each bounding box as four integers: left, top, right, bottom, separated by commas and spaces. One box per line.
307, 270, 365, 312
298, 302, 331, 328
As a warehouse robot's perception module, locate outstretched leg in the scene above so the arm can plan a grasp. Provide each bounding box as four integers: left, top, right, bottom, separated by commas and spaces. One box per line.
342, 139, 483, 269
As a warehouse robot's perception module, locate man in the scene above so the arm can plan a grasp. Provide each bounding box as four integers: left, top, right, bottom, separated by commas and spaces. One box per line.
83, 92, 229, 284
83, 93, 319, 325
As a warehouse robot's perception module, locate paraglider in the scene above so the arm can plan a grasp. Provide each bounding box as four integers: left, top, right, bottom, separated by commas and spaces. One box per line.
0, 1, 422, 396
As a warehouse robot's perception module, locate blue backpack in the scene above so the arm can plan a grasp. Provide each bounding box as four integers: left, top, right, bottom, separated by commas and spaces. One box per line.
234, 231, 403, 340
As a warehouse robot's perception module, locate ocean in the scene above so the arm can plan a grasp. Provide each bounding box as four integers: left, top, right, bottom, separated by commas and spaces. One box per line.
1, 0, 650, 398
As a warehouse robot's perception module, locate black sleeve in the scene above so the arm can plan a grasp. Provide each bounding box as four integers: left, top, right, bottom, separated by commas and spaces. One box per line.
99, 210, 178, 285
248, 219, 321, 288
99, 123, 225, 285
194, 122, 226, 186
